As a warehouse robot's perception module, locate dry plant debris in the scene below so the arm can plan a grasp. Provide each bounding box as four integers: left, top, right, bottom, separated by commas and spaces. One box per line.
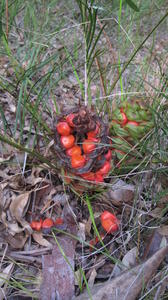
76, 246, 168, 300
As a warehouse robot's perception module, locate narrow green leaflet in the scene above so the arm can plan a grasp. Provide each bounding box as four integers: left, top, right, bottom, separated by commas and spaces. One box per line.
125, 0, 139, 12
0, 0, 5, 39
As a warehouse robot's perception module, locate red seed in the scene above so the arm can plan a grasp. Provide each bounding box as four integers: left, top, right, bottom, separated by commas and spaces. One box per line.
56, 121, 71, 136
87, 123, 100, 138
82, 139, 96, 154
42, 218, 54, 229
97, 161, 111, 176
55, 218, 63, 225
30, 219, 43, 231
104, 149, 112, 161
101, 211, 119, 234
88, 137, 99, 143
71, 155, 86, 169
81, 172, 95, 181
66, 145, 82, 156
95, 173, 104, 183
60, 135, 75, 149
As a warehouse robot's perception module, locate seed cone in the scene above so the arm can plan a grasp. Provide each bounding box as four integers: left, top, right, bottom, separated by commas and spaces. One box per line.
53, 106, 112, 188
110, 99, 154, 169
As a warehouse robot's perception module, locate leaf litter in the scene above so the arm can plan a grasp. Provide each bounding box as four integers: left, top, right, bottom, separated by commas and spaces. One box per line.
0, 157, 168, 299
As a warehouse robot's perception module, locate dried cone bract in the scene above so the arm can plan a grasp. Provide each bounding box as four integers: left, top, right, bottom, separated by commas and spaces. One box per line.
54, 106, 111, 186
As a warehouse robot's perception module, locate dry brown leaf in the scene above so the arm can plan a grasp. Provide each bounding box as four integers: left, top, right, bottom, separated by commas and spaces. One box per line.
143, 226, 168, 259
32, 232, 53, 248
122, 247, 137, 269
4, 232, 28, 249
100, 179, 135, 207
76, 246, 168, 300
157, 225, 168, 236
0, 263, 14, 300
9, 191, 32, 234
148, 207, 163, 219
85, 217, 92, 236
1, 212, 31, 235
10, 192, 30, 222
8, 222, 25, 235
0, 183, 14, 209
157, 193, 168, 207
88, 269, 97, 289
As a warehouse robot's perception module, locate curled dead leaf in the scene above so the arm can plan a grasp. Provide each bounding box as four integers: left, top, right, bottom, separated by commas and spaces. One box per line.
32, 232, 53, 248
4, 232, 28, 249
143, 226, 168, 259
99, 179, 135, 207
10, 192, 30, 222
148, 207, 163, 219
8, 222, 25, 235
122, 247, 138, 269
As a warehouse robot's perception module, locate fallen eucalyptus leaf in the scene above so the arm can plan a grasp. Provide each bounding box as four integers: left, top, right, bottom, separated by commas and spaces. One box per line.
4, 232, 28, 249
122, 247, 137, 269
10, 192, 30, 222
88, 269, 97, 288
143, 226, 168, 259
8, 222, 25, 235
33, 232, 53, 248
99, 179, 135, 207
158, 225, 168, 236
148, 207, 163, 219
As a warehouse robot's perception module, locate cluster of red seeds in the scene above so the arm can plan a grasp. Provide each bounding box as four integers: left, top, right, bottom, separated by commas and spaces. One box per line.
30, 218, 63, 231
54, 107, 112, 183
